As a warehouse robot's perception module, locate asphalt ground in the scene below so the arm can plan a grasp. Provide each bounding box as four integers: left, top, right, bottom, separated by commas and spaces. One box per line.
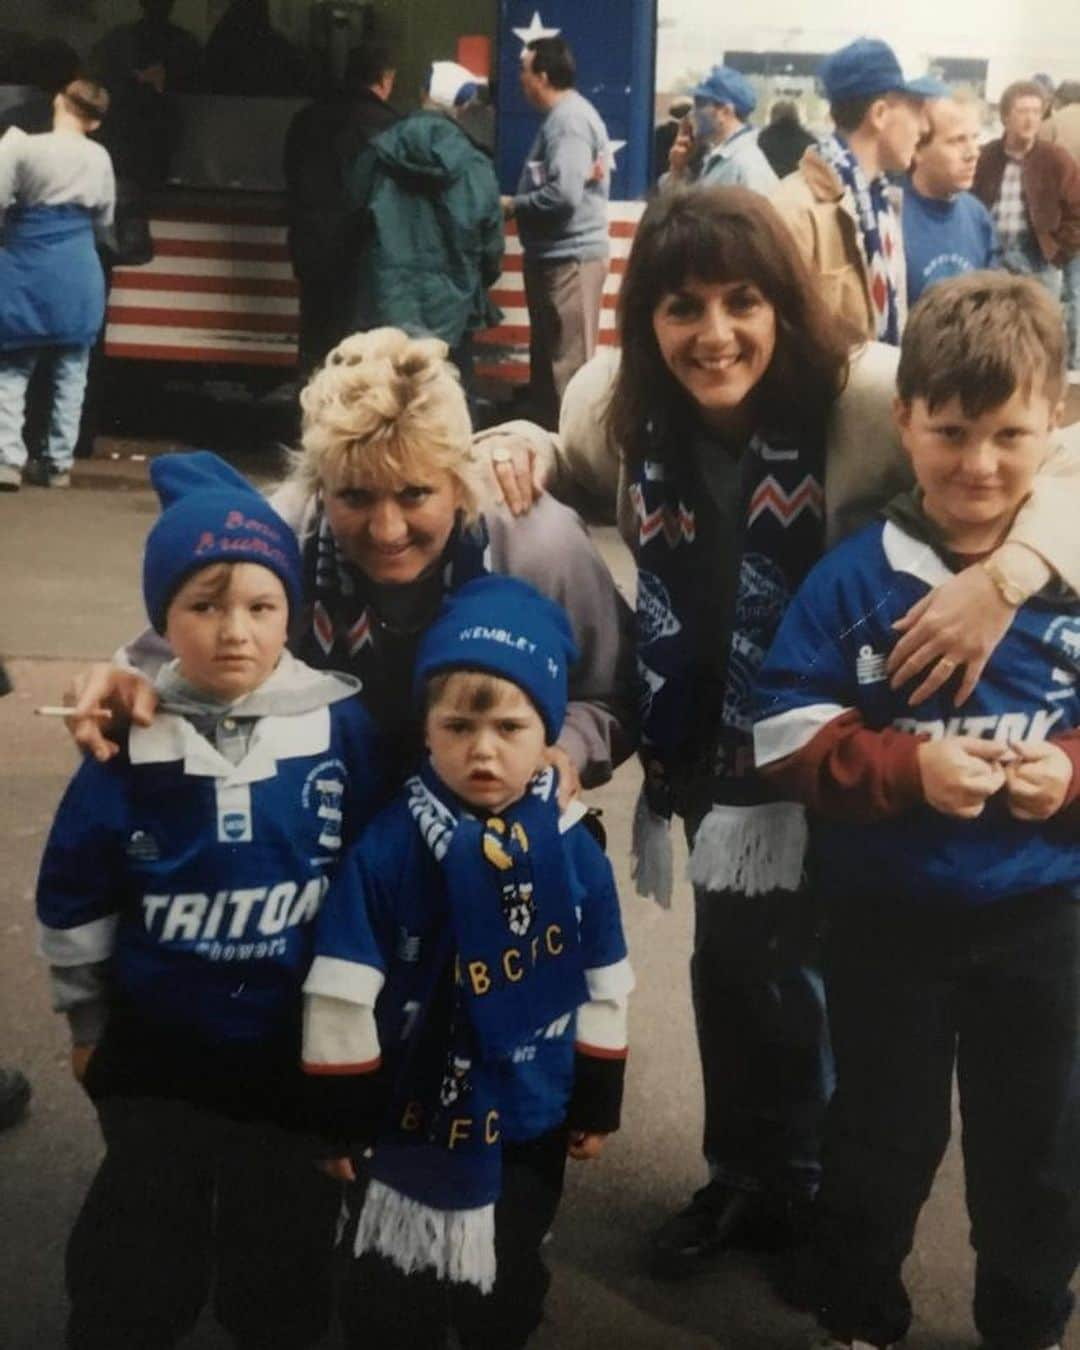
1, 423, 1078, 1350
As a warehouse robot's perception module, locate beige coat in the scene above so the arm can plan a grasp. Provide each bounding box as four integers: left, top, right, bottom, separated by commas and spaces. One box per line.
1042, 104, 1080, 165
502, 343, 1080, 594
770, 148, 907, 343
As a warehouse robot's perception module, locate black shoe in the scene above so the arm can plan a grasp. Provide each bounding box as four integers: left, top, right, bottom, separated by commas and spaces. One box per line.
649, 1182, 760, 1278
0, 1068, 31, 1130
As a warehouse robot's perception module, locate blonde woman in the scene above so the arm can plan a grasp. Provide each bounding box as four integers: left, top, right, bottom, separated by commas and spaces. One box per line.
70, 329, 633, 791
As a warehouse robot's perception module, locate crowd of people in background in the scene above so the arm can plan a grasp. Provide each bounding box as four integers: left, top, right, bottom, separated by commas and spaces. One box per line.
2, 15, 1080, 1350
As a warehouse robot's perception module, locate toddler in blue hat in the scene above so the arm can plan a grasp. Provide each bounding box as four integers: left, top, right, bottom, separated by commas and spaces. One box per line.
36, 450, 387, 1350
302, 574, 634, 1350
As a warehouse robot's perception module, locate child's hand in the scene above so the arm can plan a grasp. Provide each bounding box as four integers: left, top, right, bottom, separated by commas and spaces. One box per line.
316, 1156, 357, 1183
917, 737, 1010, 818
71, 1044, 96, 1083
1003, 740, 1073, 821
567, 1131, 607, 1161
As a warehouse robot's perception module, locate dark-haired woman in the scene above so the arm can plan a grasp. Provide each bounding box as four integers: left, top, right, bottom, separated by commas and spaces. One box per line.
503, 186, 1080, 1277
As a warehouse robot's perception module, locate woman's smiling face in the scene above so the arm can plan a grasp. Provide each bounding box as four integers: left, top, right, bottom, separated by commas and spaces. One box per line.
652, 276, 777, 428
321, 468, 462, 585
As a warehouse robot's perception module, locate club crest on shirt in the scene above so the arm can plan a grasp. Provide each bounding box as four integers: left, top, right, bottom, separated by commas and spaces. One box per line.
301, 759, 347, 852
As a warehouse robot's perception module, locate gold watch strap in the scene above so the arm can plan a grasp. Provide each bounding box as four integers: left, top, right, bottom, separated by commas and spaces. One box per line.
981, 557, 1026, 608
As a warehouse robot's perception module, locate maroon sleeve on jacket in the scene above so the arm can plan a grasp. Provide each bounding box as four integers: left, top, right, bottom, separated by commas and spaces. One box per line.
1049, 728, 1080, 828
759, 708, 927, 823
1051, 143, 1080, 258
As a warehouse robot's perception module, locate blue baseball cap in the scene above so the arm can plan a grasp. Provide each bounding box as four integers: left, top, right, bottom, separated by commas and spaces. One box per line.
692, 66, 757, 119
820, 38, 939, 103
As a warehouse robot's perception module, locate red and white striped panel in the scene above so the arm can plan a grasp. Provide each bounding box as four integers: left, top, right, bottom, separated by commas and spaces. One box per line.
105, 206, 299, 367
475, 200, 646, 385
105, 200, 647, 378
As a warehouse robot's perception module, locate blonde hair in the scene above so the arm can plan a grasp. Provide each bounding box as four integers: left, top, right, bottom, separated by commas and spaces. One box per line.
292, 328, 479, 518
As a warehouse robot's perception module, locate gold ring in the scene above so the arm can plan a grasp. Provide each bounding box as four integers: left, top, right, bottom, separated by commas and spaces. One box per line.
937, 656, 957, 673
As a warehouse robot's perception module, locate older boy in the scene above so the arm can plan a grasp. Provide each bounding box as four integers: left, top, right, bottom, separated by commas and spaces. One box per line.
753, 272, 1080, 1350
37, 452, 384, 1350
302, 574, 632, 1350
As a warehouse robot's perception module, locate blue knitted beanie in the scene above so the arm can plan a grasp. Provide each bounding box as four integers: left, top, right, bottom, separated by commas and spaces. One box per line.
414, 576, 579, 743
143, 452, 303, 633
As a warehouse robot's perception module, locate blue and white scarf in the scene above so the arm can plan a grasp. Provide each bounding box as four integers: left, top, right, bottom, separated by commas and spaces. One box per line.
298, 506, 489, 680
818, 132, 901, 344
354, 761, 587, 1291
631, 426, 824, 902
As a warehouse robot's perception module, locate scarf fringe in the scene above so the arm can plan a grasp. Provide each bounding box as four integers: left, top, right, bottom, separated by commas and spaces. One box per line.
354, 1178, 497, 1293
688, 802, 807, 897
630, 787, 674, 909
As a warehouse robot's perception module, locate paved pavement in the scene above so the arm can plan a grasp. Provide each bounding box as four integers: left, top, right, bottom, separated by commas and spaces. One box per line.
1, 440, 1076, 1350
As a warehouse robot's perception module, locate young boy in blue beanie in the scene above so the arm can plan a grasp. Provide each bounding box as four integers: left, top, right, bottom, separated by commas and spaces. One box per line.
37, 452, 386, 1350
302, 573, 634, 1350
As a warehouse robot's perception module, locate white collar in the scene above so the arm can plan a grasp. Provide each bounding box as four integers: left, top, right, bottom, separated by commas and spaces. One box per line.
129, 706, 331, 785
881, 519, 953, 588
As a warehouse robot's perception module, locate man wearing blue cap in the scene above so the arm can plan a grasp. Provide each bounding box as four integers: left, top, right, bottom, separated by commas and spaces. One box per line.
665, 64, 777, 195
773, 37, 937, 343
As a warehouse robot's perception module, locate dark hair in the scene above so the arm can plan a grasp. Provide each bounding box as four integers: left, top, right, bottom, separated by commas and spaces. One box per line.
424, 669, 537, 720
898, 271, 1066, 416
829, 94, 877, 133
609, 187, 851, 464
345, 42, 394, 91
61, 79, 110, 123
769, 99, 800, 125
1000, 80, 1046, 119
526, 36, 575, 90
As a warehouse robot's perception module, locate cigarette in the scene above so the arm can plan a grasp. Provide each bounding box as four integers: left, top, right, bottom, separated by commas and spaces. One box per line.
34, 706, 112, 719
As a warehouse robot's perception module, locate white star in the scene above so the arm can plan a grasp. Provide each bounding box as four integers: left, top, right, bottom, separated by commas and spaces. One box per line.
512, 10, 561, 45
608, 139, 627, 170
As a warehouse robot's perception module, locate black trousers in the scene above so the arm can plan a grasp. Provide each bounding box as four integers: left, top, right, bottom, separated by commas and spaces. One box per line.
690, 885, 831, 1195
66, 1095, 340, 1350
339, 1126, 569, 1350
814, 891, 1080, 1350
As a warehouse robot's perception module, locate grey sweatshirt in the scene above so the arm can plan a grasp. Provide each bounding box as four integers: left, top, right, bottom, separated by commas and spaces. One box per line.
513, 89, 610, 262
0, 127, 115, 233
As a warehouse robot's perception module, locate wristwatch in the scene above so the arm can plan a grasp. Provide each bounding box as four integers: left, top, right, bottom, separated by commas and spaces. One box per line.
981, 556, 1027, 608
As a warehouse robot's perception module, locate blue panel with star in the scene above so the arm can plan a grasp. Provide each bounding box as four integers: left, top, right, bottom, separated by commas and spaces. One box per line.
496, 1, 657, 200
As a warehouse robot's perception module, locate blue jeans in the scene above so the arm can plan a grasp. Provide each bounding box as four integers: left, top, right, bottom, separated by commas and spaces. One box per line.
0, 345, 90, 473
690, 883, 834, 1196
1062, 254, 1080, 370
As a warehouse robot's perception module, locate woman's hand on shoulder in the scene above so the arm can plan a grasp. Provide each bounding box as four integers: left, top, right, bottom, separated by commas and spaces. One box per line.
544, 744, 582, 809
886, 564, 1015, 707
473, 424, 551, 517
66, 663, 158, 763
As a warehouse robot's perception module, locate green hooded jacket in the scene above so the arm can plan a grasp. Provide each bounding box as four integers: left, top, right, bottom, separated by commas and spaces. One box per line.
348, 110, 504, 347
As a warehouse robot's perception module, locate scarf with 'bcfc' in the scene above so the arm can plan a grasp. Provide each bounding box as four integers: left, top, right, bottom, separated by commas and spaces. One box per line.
353, 760, 587, 1291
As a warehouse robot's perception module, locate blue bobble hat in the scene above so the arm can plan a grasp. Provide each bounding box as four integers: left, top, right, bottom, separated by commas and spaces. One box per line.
692, 65, 757, 119
821, 38, 942, 103
143, 451, 303, 633
414, 575, 580, 744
